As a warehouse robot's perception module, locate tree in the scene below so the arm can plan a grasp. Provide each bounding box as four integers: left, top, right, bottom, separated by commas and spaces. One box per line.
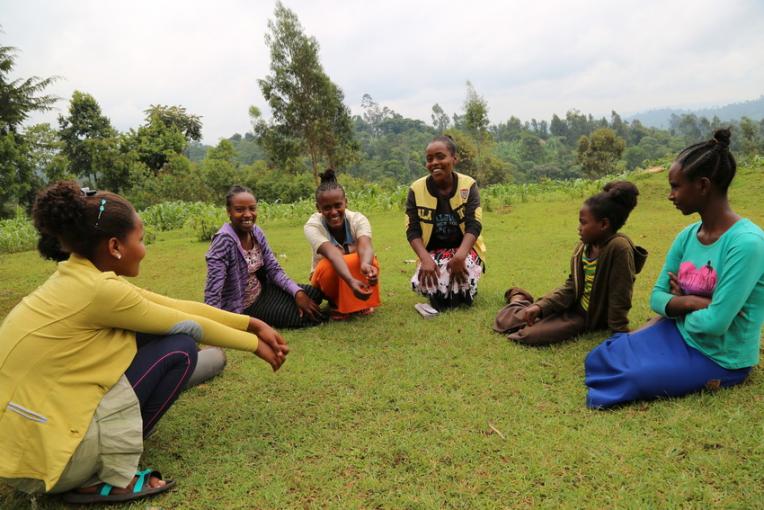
121, 105, 201, 174
361, 94, 394, 137
25, 123, 72, 183
739, 117, 760, 157
144, 104, 202, 144
431, 103, 450, 133
493, 116, 523, 143
517, 132, 544, 163
670, 113, 702, 144
463, 81, 489, 138
0, 41, 57, 215
576, 128, 625, 178
202, 139, 239, 202
0, 131, 35, 216
460, 81, 495, 181
549, 114, 567, 139
0, 44, 57, 135
58, 91, 119, 187
255, 2, 358, 183
610, 111, 628, 138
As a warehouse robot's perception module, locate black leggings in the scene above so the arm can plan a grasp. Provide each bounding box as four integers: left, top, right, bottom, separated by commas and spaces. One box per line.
125, 333, 198, 438
244, 283, 324, 328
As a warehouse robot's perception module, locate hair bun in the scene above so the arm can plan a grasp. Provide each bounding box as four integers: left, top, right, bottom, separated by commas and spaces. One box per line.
713, 128, 731, 149
32, 181, 88, 236
602, 180, 639, 213
319, 168, 337, 184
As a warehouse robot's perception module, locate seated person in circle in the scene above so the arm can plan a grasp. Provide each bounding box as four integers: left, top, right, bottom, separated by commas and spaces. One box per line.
585, 129, 764, 409
0, 181, 287, 503
406, 135, 486, 312
205, 185, 323, 328
304, 169, 380, 320
494, 181, 646, 345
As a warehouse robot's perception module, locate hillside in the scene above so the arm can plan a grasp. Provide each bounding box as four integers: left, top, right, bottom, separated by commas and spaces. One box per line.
627, 95, 764, 128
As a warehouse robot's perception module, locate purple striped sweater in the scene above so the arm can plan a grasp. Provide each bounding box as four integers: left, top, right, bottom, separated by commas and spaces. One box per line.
204, 223, 301, 313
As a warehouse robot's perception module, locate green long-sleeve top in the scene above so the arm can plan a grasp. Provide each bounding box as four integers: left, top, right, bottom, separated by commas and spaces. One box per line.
650, 219, 764, 369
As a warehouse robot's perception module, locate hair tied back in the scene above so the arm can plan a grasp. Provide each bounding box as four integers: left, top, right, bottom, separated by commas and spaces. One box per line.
713, 128, 731, 149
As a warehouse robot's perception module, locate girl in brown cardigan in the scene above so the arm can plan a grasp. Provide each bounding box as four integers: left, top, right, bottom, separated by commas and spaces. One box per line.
494, 181, 647, 345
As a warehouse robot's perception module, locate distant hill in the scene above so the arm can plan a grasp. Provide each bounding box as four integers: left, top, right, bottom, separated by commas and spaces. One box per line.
626, 95, 764, 128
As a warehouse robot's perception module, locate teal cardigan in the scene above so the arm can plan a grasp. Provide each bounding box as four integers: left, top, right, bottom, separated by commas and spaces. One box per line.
650, 219, 764, 369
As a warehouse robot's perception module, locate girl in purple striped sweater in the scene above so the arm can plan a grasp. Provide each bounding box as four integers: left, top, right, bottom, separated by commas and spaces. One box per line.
204, 186, 324, 328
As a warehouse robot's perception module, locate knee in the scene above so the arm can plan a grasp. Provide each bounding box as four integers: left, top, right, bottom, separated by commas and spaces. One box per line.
201, 347, 227, 372
167, 334, 199, 367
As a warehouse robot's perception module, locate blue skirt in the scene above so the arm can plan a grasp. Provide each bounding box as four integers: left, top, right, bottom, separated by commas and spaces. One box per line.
584, 318, 751, 409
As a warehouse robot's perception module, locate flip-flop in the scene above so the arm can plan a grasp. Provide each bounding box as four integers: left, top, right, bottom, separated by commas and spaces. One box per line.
62, 469, 175, 504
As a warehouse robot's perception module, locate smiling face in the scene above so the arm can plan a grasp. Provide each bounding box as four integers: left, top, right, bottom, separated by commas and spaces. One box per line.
578, 205, 609, 245
227, 192, 258, 234
668, 162, 703, 215
425, 141, 457, 187
316, 188, 347, 231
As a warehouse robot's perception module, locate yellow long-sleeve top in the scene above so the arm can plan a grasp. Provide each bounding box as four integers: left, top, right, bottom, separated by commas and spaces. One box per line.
0, 254, 259, 490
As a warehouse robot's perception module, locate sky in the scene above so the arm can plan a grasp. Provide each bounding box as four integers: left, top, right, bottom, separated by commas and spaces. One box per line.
3, 0, 764, 144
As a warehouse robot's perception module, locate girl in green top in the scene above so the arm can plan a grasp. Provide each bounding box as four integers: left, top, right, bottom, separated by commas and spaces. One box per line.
585, 129, 764, 408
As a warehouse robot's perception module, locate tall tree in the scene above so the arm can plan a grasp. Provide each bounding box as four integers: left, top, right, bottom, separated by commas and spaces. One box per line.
255, 2, 357, 183
463, 81, 489, 138
0, 41, 57, 215
460, 81, 496, 180
0, 44, 57, 135
360, 94, 394, 137
431, 103, 450, 133
58, 91, 118, 187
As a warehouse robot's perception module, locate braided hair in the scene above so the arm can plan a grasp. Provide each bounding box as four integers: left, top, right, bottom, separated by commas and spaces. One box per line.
675, 128, 736, 192
32, 181, 136, 261
225, 185, 255, 209
429, 134, 457, 156
584, 181, 640, 232
314, 168, 345, 202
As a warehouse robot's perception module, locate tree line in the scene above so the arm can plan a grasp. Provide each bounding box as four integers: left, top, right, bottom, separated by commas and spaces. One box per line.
3, 4, 764, 219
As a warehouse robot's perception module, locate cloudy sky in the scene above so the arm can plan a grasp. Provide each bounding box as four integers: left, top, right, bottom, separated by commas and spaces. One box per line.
4, 0, 764, 143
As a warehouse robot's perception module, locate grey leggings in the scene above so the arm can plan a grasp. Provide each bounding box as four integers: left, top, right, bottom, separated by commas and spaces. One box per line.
185, 347, 227, 390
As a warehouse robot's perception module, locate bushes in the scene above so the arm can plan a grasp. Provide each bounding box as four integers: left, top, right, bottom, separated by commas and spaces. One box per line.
141, 201, 210, 231
0, 209, 38, 254
186, 205, 227, 242
481, 173, 626, 211
0, 170, 645, 254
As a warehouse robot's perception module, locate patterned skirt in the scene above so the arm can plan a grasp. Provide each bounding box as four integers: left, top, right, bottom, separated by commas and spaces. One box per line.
411, 248, 483, 309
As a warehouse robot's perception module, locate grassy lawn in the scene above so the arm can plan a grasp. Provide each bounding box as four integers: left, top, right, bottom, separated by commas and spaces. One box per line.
2, 167, 763, 509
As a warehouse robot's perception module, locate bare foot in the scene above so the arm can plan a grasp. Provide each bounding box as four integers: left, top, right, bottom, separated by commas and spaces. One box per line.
76, 474, 165, 494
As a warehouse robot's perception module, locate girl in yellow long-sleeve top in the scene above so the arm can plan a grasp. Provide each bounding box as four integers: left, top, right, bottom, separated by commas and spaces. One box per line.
0, 181, 289, 504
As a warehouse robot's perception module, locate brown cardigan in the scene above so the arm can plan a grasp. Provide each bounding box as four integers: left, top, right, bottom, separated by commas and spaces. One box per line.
536, 233, 648, 332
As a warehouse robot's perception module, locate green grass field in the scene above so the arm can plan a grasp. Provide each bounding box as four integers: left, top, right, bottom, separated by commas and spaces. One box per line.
2, 167, 763, 509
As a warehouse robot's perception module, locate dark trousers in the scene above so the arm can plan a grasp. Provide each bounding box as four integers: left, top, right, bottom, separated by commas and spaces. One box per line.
125, 333, 198, 438
245, 283, 324, 328
493, 289, 587, 346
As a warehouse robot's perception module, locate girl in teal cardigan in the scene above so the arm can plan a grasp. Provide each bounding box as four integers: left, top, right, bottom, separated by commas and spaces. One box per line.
585, 129, 764, 408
